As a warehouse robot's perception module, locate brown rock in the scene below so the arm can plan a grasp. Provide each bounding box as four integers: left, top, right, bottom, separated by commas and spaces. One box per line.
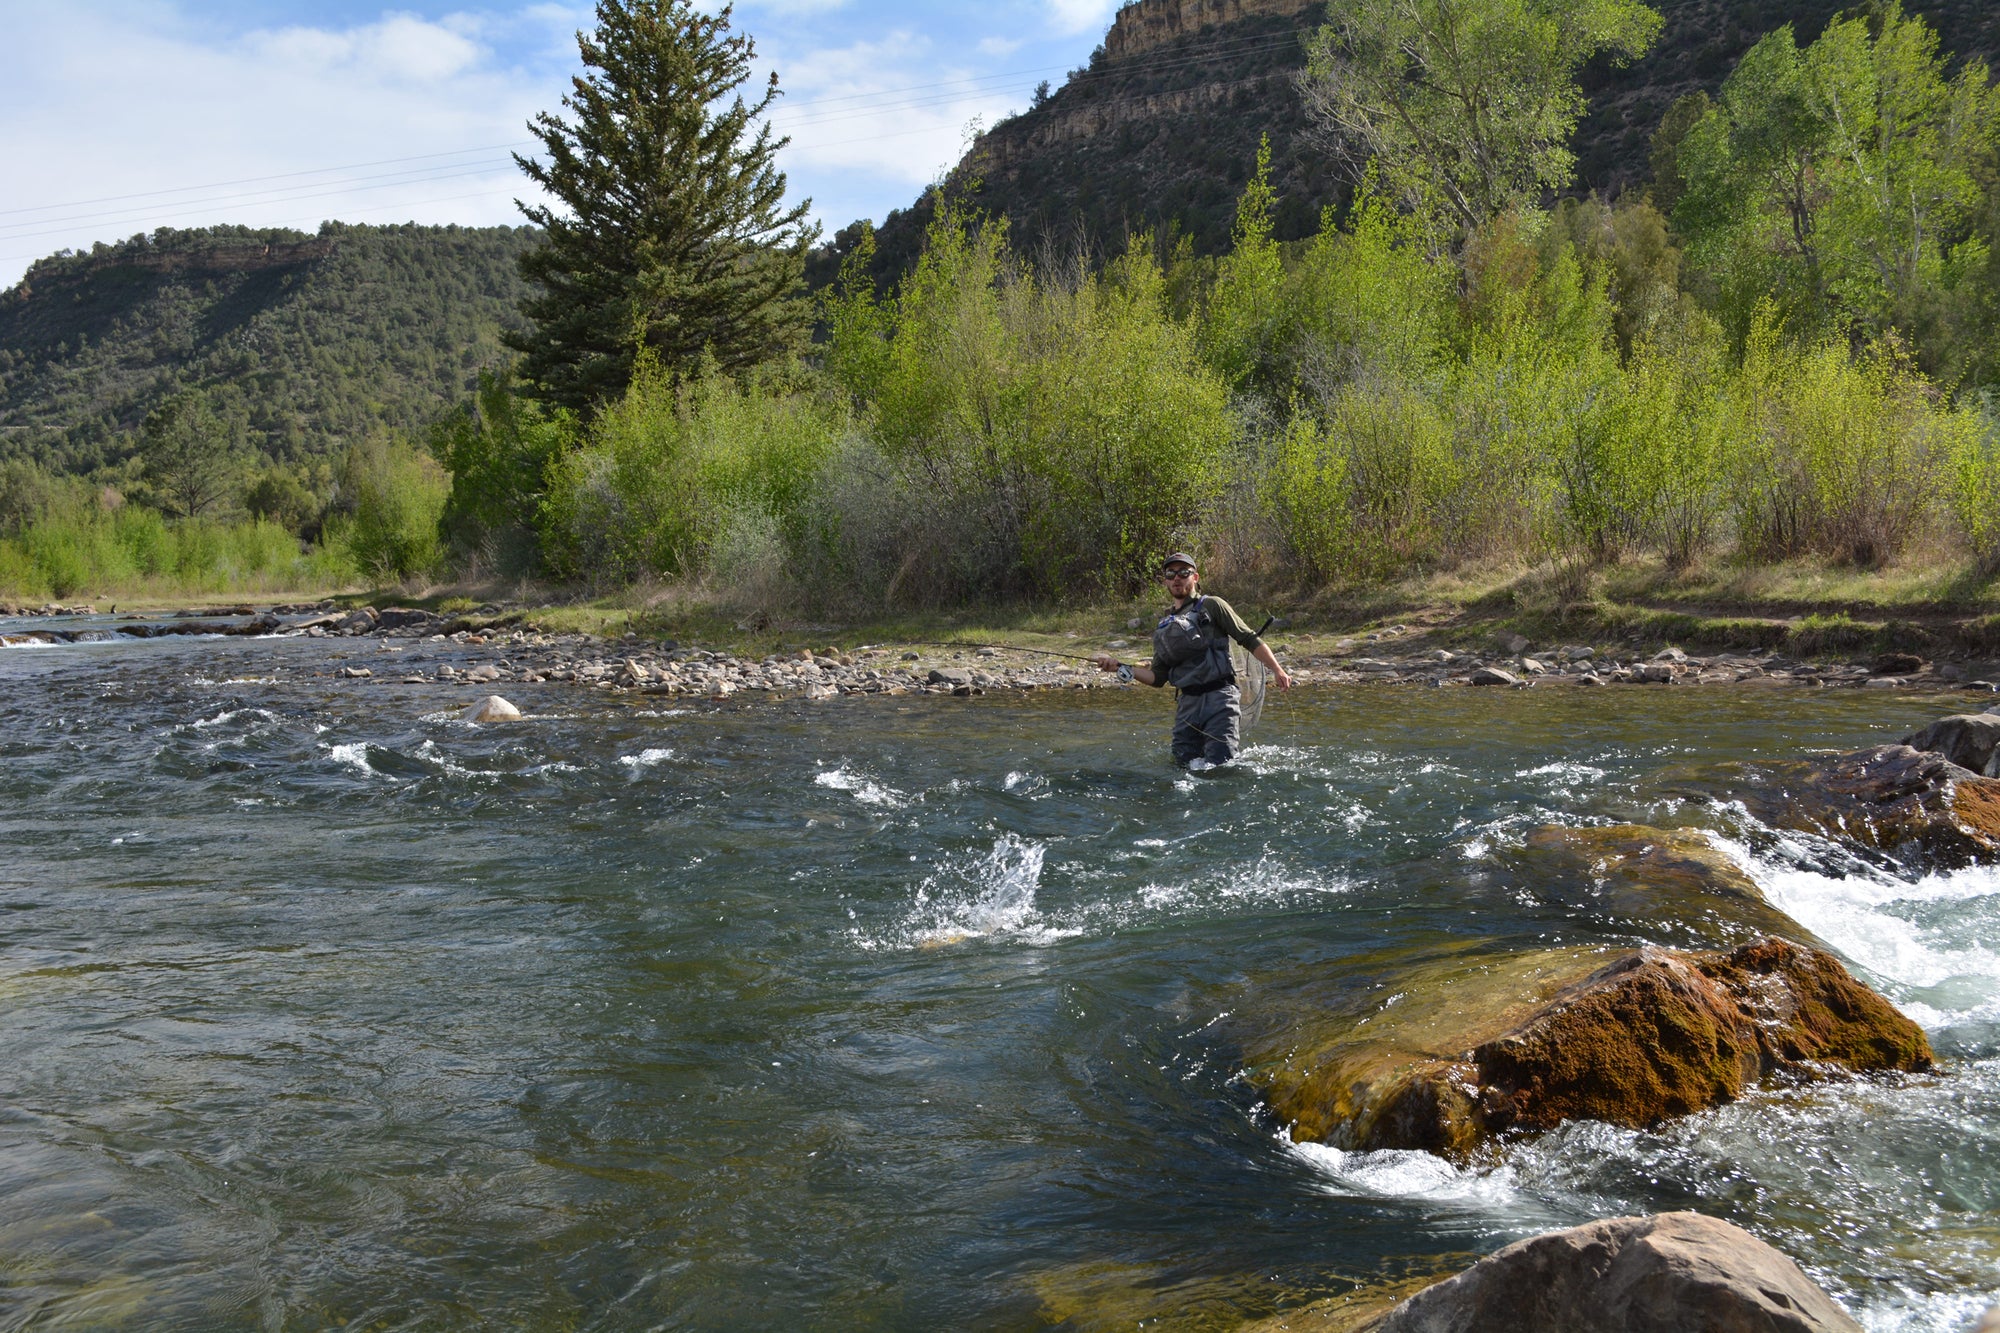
1252, 938, 1930, 1159
1364, 1213, 1862, 1333
1725, 744, 2000, 866
1901, 714, 2000, 778
1508, 825, 1808, 946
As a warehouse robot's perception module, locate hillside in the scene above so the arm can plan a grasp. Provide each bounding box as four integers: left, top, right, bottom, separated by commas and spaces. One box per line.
0, 223, 535, 473
825, 0, 2000, 290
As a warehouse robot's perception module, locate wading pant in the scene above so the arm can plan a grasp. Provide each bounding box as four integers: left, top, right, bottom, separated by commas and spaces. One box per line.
1173, 684, 1241, 766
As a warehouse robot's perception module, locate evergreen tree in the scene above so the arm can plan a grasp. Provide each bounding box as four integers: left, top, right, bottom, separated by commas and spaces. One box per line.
511, 1, 816, 412
138, 393, 241, 519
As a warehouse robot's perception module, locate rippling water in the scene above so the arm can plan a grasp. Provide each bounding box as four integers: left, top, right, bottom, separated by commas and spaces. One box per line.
3, 622, 1997, 1329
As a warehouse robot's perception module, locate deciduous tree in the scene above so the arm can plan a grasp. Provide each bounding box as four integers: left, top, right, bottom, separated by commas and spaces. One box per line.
1302, 0, 1661, 235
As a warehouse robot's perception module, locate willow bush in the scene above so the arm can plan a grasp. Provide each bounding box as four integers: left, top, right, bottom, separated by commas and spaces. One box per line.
823, 209, 1233, 601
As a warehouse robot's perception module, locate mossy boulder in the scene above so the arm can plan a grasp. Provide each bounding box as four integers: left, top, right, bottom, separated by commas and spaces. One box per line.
1705, 744, 2000, 866
1250, 938, 1931, 1159
1504, 824, 1811, 947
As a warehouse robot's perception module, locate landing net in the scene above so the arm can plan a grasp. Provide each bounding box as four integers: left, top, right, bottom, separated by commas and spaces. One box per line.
1234, 643, 1269, 734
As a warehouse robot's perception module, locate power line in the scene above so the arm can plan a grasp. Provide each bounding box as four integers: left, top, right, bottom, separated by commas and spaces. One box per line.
2, 26, 1316, 258
0, 143, 533, 219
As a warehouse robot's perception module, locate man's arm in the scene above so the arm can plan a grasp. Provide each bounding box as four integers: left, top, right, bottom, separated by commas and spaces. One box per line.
1094, 653, 1161, 686
1203, 597, 1291, 690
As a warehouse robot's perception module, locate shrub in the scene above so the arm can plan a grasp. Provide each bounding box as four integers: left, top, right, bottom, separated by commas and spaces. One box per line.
336, 438, 449, 581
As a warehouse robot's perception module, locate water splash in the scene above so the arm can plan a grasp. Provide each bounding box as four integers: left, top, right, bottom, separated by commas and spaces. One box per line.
1709, 831, 2000, 1037
325, 742, 378, 776
815, 764, 909, 808
1286, 1134, 1520, 1206
862, 834, 1064, 949
619, 747, 677, 773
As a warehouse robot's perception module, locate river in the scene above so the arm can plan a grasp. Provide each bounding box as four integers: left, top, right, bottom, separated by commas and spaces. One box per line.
2, 618, 1996, 1329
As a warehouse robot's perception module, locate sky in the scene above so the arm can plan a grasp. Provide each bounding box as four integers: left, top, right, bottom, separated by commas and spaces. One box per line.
0, 0, 1127, 289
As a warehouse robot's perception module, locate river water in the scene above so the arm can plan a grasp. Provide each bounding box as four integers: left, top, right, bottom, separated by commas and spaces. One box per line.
2, 619, 1997, 1330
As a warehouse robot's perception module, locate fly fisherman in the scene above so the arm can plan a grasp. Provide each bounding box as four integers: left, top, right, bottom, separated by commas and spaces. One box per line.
1095, 552, 1291, 769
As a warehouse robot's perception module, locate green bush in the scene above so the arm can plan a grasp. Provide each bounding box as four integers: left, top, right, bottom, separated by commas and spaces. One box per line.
1734, 324, 1955, 566
538, 361, 846, 587
825, 208, 1233, 601
1950, 398, 2000, 571
333, 438, 450, 581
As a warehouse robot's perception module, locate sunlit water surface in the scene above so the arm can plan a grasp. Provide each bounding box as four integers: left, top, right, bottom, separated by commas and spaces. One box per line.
3, 623, 1997, 1329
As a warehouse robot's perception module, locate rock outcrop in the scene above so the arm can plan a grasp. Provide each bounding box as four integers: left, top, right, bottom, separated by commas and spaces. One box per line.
1101, 0, 1318, 60
1902, 713, 2000, 778
1252, 938, 1931, 1158
1722, 744, 2000, 866
1359, 1213, 1863, 1333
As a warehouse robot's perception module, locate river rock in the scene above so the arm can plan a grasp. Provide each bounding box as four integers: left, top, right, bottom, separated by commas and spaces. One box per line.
1901, 714, 2000, 778
1722, 744, 2000, 866
462, 695, 522, 723
1360, 1212, 1862, 1333
1506, 825, 1811, 946
1249, 937, 1930, 1158
1468, 667, 1518, 686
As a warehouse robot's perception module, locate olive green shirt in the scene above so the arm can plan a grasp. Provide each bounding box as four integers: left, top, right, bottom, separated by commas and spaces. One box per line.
1148, 594, 1263, 687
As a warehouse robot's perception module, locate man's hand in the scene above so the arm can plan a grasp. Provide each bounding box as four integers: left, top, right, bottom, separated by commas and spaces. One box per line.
1093, 654, 1120, 672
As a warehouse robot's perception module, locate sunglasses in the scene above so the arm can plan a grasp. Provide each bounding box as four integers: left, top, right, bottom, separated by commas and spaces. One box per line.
1161, 568, 1196, 580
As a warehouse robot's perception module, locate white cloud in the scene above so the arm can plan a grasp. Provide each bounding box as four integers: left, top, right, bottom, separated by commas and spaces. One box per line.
765, 32, 1015, 191
1044, 0, 1119, 36
977, 35, 1025, 57
0, 4, 559, 286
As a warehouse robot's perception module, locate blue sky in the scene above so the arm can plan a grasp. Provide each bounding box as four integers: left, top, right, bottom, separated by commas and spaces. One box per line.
0, 0, 1125, 287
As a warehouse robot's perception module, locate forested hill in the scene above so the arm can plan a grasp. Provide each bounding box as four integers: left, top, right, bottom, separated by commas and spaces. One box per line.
0, 223, 535, 473
821, 0, 2000, 289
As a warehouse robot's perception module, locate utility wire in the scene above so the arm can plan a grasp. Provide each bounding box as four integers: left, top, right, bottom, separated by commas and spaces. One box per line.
5, 27, 1312, 241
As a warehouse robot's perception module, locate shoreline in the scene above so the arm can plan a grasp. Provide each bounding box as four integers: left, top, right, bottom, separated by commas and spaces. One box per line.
8, 601, 2000, 701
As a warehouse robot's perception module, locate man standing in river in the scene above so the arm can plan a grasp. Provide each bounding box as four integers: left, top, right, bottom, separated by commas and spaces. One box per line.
1095, 552, 1291, 769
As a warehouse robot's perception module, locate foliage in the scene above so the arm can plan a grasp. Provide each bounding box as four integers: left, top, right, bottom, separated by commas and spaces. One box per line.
0, 507, 341, 601
1301, 0, 1662, 233
823, 208, 1235, 600
1671, 4, 2000, 361
432, 372, 572, 575
137, 393, 243, 519
1947, 395, 2000, 570
511, 0, 817, 412
537, 358, 846, 587
330, 438, 450, 581
1731, 321, 1959, 565
0, 224, 534, 473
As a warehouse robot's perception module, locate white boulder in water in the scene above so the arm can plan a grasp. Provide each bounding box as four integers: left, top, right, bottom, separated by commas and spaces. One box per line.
463, 695, 522, 723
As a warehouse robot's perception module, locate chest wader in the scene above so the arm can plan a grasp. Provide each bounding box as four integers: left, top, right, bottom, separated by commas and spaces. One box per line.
1153, 596, 1242, 766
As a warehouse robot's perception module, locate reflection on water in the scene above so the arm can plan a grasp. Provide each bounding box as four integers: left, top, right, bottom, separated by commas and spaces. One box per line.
2, 624, 1997, 1329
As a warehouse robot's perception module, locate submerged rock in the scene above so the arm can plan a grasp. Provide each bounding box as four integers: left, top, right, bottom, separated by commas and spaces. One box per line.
1722, 744, 2000, 866
1901, 713, 2000, 778
1250, 937, 1930, 1158
462, 695, 522, 723
1507, 824, 1808, 946
1356, 1213, 1862, 1333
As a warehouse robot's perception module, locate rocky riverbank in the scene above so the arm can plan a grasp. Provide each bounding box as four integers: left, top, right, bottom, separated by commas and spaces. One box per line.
9, 603, 2000, 703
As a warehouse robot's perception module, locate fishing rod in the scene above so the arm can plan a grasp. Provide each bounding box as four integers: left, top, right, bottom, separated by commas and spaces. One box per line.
901, 639, 1106, 664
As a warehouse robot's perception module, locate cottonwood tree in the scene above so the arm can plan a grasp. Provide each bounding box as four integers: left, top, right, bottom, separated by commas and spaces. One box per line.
1670, 3, 1998, 356
1301, 0, 1661, 235
511, 0, 817, 412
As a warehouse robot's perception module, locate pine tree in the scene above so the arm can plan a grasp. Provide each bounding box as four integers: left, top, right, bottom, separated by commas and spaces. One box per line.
510, 1, 816, 412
